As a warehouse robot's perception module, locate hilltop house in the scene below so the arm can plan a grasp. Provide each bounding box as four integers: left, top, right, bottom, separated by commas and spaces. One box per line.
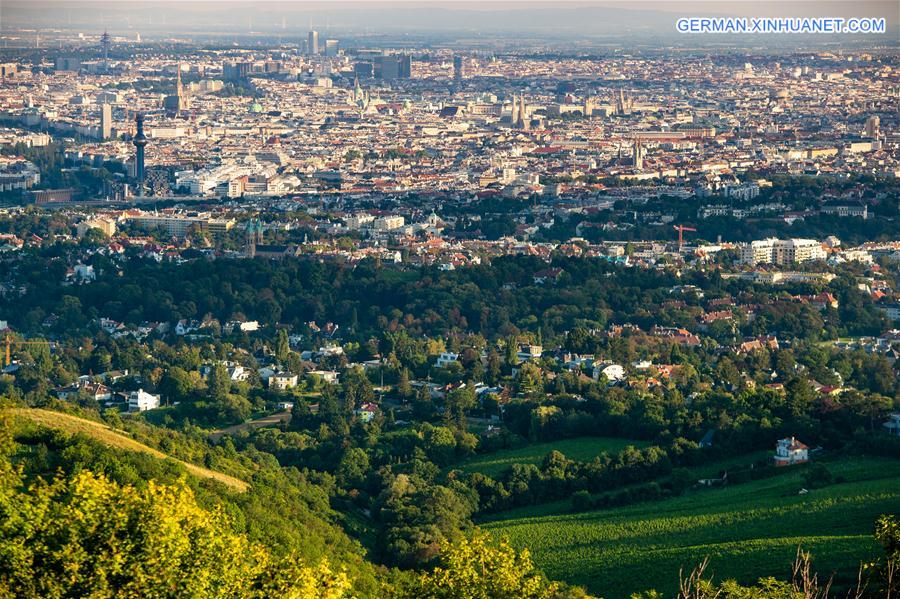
128, 389, 160, 412
773, 437, 809, 466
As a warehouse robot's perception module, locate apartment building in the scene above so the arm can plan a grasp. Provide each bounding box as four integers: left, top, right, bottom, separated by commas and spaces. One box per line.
741, 238, 826, 266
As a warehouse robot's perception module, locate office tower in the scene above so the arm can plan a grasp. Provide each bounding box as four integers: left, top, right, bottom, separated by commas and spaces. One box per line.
865, 115, 880, 139
133, 113, 147, 195
453, 55, 463, 83
399, 54, 411, 78
308, 30, 319, 55
375, 55, 411, 80
633, 137, 643, 170
324, 39, 339, 57
54, 57, 81, 72
100, 103, 112, 140
224, 61, 251, 82
354, 62, 374, 78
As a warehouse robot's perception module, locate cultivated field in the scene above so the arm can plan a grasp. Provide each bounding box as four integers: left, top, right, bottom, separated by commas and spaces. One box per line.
483, 457, 900, 598
453, 436, 650, 478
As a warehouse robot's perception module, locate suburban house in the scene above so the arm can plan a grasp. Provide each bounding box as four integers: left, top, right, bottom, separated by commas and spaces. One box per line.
269, 372, 299, 391
516, 344, 543, 362
55, 381, 113, 403
355, 402, 379, 423
773, 437, 809, 466
593, 362, 626, 384
308, 369, 339, 384
883, 413, 900, 437
225, 320, 260, 334
128, 389, 161, 412
532, 268, 563, 285
435, 352, 460, 368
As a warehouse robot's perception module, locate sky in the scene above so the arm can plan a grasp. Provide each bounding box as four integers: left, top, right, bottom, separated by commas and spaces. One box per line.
1, 1, 897, 40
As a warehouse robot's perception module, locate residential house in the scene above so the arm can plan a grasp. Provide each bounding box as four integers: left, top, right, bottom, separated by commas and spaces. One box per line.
593, 362, 626, 384
269, 372, 299, 390
773, 437, 809, 466
355, 402, 379, 422
883, 413, 900, 437
128, 389, 160, 412
435, 352, 460, 368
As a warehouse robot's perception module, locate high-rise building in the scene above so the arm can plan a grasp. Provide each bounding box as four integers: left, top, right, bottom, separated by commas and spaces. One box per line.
453, 55, 463, 83
100, 103, 112, 140
633, 138, 643, 170
324, 39, 339, 57
354, 62, 374, 78
133, 113, 148, 195
399, 54, 411, 78
375, 54, 411, 80
865, 115, 880, 139
224, 61, 251, 82
54, 57, 81, 72
307, 30, 319, 55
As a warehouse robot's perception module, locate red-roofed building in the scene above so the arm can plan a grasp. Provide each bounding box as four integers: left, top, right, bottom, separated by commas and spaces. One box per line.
774, 437, 809, 466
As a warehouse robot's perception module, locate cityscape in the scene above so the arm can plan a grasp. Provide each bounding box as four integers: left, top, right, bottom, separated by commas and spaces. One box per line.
0, 2, 897, 598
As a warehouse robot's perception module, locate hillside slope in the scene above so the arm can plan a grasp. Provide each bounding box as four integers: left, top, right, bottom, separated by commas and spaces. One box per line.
8, 408, 249, 492
484, 457, 900, 598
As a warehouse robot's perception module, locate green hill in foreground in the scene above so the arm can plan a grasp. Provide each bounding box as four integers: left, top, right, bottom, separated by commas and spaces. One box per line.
483, 457, 900, 598
9, 408, 249, 491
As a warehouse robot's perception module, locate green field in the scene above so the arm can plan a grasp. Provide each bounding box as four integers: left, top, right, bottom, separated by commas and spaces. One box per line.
454, 436, 649, 478
483, 457, 900, 598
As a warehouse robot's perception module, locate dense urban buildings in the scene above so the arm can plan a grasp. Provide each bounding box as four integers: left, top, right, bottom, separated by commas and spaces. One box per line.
0, 2, 897, 599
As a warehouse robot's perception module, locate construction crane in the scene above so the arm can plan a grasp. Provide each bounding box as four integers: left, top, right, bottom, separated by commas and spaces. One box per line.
3, 335, 51, 367
673, 225, 697, 251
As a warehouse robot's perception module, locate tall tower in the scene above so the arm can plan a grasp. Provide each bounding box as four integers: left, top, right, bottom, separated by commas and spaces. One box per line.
633, 137, 643, 170
133, 112, 147, 195
308, 30, 319, 55
100, 103, 112, 140
517, 96, 528, 129
453, 55, 463, 85
245, 219, 263, 257
100, 30, 111, 64
176, 67, 183, 100
865, 115, 880, 139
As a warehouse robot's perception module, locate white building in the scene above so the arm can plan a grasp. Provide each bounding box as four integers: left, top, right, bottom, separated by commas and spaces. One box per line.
773, 437, 809, 466
128, 389, 160, 412
435, 353, 460, 368
269, 373, 299, 390
741, 238, 826, 266
593, 362, 626, 384
372, 216, 405, 231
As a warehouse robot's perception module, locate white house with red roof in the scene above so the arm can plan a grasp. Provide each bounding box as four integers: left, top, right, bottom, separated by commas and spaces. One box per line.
773, 437, 809, 466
